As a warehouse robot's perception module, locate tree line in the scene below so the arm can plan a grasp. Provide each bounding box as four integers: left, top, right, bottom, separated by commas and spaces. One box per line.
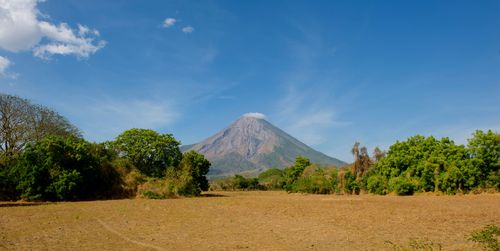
211, 130, 499, 195
0, 94, 210, 201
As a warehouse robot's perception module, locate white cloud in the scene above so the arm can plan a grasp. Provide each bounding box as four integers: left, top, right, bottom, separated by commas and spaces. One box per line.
0, 56, 11, 75
0, 0, 105, 59
243, 112, 267, 119
182, 25, 194, 34
162, 18, 176, 28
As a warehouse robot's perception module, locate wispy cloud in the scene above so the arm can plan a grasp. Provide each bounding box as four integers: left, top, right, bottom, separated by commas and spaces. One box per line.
277, 86, 350, 146
274, 27, 349, 146
0, 0, 105, 59
182, 25, 194, 34
162, 18, 176, 28
80, 97, 178, 141
0, 56, 11, 76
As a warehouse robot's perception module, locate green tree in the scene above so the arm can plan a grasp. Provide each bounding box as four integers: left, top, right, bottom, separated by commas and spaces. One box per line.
113, 128, 182, 177
282, 156, 311, 191
170, 150, 210, 196
467, 130, 500, 188
15, 136, 99, 201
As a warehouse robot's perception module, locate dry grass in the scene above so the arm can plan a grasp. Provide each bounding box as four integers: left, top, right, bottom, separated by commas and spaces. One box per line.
1, 191, 499, 250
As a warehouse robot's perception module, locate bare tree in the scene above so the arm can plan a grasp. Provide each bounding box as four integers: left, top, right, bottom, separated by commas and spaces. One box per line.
0, 94, 80, 161
372, 146, 386, 163
351, 142, 360, 176
351, 142, 372, 180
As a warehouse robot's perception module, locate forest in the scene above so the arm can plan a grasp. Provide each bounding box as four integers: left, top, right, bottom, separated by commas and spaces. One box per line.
1, 93, 499, 201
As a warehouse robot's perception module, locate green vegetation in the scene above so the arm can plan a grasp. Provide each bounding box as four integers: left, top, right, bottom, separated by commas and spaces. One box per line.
112, 128, 182, 178
0, 94, 210, 201
366, 131, 499, 195
210, 131, 499, 195
384, 238, 442, 251
468, 224, 500, 251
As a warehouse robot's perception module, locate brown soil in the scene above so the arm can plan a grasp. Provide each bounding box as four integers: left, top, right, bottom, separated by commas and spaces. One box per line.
1, 191, 499, 250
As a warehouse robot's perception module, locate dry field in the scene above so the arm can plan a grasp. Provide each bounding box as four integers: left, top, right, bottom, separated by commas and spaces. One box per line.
1, 191, 499, 250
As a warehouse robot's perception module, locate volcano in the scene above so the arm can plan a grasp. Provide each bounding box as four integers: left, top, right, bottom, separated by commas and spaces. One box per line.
182, 114, 346, 177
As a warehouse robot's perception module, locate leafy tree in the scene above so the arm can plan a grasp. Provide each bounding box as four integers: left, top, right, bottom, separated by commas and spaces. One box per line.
15, 136, 99, 201
112, 128, 182, 177
282, 156, 311, 191
164, 150, 210, 196
344, 171, 359, 194
366, 133, 496, 194
468, 130, 500, 188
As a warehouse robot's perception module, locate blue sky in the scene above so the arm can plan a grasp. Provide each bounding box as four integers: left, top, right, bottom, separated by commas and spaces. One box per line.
1, 0, 499, 162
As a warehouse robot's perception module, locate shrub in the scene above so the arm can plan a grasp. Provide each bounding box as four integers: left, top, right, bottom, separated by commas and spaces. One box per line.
344, 171, 360, 194
258, 168, 283, 190
137, 178, 175, 199
389, 177, 416, 195
367, 175, 387, 195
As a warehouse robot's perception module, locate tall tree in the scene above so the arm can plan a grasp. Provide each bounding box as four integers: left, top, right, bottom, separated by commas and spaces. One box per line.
171, 150, 211, 196
0, 94, 80, 161
351, 142, 360, 177
112, 128, 182, 177
373, 146, 386, 162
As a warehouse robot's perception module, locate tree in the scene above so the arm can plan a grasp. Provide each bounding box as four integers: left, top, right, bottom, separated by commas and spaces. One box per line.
167, 150, 210, 196
373, 147, 386, 162
0, 94, 80, 162
467, 130, 500, 188
112, 128, 182, 177
282, 156, 311, 191
15, 136, 100, 201
351, 142, 372, 180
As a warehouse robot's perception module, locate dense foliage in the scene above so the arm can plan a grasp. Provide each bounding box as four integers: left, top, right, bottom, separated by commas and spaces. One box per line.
112, 128, 182, 178
12, 136, 122, 201
366, 131, 499, 195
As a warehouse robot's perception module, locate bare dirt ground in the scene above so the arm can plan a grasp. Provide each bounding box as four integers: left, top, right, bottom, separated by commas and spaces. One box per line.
1, 191, 499, 250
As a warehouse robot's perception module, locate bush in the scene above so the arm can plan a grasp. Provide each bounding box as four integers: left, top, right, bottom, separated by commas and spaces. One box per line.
389, 177, 416, 195
258, 168, 283, 190
344, 171, 360, 194
46, 170, 82, 200
367, 175, 387, 195
137, 178, 175, 199
14, 136, 127, 201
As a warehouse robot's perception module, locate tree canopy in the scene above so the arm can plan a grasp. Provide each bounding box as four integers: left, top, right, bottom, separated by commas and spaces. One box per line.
112, 128, 182, 178
0, 94, 80, 162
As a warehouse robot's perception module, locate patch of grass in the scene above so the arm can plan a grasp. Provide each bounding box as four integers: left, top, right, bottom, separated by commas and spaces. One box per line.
467, 224, 500, 251
384, 238, 442, 251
